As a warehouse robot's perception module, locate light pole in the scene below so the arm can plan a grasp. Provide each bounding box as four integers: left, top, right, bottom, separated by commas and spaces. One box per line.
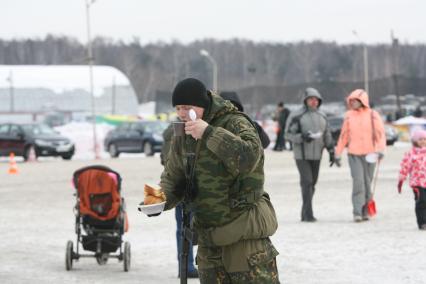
111, 76, 116, 115
391, 31, 402, 115
85, 0, 100, 159
200, 49, 218, 92
352, 30, 369, 94
6, 70, 14, 112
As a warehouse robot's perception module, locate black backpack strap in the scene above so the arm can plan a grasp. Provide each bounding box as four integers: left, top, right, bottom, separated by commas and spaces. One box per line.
218, 111, 269, 149
235, 111, 270, 149
288, 111, 306, 134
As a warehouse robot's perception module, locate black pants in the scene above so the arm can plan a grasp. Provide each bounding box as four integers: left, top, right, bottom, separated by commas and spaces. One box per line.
295, 159, 321, 221
414, 187, 426, 228
274, 128, 285, 150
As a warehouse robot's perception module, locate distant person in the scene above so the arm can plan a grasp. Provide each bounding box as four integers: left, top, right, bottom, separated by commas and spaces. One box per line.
335, 89, 386, 222
273, 102, 290, 151
220, 91, 270, 149
395, 109, 403, 120
285, 88, 336, 222
413, 106, 423, 118
160, 121, 199, 279
397, 129, 426, 230
385, 112, 394, 123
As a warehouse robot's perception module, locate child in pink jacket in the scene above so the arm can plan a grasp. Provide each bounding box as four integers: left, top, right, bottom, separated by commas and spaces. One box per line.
398, 129, 426, 230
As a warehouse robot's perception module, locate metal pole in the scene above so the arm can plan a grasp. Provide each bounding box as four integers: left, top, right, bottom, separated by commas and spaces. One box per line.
111, 76, 116, 115
212, 58, 218, 92
7, 70, 14, 112
85, 0, 100, 159
391, 32, 401, 115
363, 45, 369, 94
200, 49, 218, 91
352, 31, 369, 94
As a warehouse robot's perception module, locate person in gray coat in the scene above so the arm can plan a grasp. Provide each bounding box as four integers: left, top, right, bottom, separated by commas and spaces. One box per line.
285, 87, 338, 222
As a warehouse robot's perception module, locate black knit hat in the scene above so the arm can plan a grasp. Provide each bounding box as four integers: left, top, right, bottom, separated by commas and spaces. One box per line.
172, 78, 209, 108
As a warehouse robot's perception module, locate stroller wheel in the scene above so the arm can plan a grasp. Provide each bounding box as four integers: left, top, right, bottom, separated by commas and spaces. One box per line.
65, 241, 74, 271
96, 253, 109, 265
123, 241, 131, 272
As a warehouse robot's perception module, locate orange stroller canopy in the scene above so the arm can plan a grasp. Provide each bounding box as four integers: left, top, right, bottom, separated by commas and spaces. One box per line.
74, 166, 122, 221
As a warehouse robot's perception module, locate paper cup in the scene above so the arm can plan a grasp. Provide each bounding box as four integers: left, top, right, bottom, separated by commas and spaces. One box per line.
365, 153, 379, 163
172, 121, 185, 137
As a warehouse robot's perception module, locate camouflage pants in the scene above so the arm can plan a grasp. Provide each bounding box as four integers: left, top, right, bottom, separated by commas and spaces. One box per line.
198, 257, 280, 284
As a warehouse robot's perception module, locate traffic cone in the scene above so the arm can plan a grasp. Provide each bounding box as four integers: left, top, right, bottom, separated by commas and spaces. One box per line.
8, 152, 19, 174
27, 147, 37, 162
95, 142, 101, 160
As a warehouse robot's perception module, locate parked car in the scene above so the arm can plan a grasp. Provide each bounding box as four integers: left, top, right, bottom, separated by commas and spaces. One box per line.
0, 123, 75, 161
327, 116, 398, 146
104, 120, 168, 158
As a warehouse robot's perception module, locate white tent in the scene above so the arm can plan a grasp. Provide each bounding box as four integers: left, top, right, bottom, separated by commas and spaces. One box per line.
0, 65, 139, 115
393, 116, 426, 125
392, 116, 426, 141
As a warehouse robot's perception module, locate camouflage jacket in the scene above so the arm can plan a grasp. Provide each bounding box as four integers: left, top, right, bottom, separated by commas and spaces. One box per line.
160, 122, 173, 166
160, 94, 264, 229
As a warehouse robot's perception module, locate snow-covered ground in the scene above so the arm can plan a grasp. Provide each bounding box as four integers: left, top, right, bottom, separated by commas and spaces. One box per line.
0, 140, 425, 284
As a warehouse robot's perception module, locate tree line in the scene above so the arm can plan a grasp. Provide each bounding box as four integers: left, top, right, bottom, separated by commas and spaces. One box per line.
0, 35, 425, 108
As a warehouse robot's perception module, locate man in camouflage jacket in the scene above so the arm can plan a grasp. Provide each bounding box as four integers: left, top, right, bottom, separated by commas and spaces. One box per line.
159, 78, 280, 283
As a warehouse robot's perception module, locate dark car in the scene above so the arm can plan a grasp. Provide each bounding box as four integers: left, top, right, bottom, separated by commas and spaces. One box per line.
0, 123, 75, 161
104, 120, 168, 158
327, 116, 398, 146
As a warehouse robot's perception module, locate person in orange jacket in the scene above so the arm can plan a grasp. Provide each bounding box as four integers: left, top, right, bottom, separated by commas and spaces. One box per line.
335, 89, 386, 222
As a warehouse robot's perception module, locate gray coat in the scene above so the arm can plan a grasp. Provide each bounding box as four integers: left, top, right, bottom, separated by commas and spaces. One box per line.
285, 88, 334, 160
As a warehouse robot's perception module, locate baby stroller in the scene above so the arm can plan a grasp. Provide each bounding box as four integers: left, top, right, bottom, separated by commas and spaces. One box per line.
65, 165, 130, 271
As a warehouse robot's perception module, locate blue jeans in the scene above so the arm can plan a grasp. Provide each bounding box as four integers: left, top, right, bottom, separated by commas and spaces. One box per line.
175, 203, 196, 273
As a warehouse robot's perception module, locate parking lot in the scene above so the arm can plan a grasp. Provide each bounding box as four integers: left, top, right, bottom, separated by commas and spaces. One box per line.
1, 145, 425, 284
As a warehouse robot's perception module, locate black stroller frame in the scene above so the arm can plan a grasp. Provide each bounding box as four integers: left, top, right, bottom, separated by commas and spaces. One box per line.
65, 165, 131, 272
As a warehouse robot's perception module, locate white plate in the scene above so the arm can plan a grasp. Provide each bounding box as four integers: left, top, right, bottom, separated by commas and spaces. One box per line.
138, 201, 166, 215
365, 153, 379, 163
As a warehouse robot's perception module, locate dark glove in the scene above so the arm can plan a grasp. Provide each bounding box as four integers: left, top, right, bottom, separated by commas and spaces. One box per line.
413, 187, 420, 200
329, 151, 341, 167
329, 151, 335, 167
301, 132, 313, 143
397, 180, 403, 194
329, 151, 340, 167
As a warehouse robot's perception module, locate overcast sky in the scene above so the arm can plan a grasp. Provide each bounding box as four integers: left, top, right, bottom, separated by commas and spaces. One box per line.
2, 0, 425, 45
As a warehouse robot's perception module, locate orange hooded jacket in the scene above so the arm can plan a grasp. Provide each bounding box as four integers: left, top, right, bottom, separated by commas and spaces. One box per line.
335, 89, 386, 156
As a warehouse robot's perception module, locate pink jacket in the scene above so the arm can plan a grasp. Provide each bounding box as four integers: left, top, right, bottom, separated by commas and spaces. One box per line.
399, 147, 426, 188
335, 89, 386, 156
